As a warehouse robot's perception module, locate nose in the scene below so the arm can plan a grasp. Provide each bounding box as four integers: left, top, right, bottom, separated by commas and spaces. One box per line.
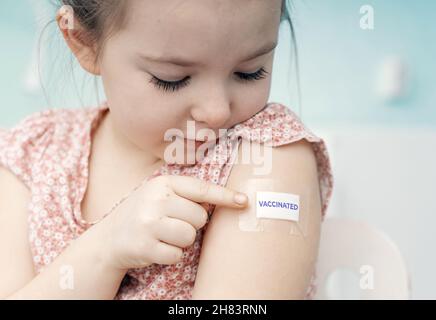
190, 89, 232, 130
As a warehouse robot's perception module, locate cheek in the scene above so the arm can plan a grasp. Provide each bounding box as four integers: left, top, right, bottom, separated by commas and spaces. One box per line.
112, 107, 170, 147
101, 63, 181, 147
102, 65, 155, 111
235, 79, 272, 121
100, 51, 162, 113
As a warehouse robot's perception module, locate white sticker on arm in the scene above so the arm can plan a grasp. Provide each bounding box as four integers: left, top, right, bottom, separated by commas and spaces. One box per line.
256, 191, 300, 222
237, 178, 310, 237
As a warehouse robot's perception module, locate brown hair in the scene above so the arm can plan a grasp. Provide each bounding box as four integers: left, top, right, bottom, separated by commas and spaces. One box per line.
58, 0, 130, 65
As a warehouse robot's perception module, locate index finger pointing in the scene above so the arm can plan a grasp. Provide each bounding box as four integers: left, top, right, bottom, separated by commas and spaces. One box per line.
166, 175, 248, 208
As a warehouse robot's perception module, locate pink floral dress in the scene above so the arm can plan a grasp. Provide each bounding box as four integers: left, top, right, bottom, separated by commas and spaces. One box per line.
0, 100, 334, 299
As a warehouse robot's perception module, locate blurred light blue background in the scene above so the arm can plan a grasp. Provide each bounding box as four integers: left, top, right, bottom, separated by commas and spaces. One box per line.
1, 0, 436, 300
1, 0, 435, 128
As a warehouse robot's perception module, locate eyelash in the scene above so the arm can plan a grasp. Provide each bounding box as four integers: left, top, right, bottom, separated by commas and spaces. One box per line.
149, 67, 269, 93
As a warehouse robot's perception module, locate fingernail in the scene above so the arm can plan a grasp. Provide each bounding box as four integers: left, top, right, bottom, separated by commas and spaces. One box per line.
234, 193, 248, 205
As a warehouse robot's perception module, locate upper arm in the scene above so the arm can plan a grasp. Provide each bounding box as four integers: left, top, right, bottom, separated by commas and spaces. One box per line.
192, 139, 322, 299
0, 166, 36, 298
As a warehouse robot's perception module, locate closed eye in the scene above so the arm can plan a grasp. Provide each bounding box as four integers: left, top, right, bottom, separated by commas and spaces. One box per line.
149, 67, 269, 93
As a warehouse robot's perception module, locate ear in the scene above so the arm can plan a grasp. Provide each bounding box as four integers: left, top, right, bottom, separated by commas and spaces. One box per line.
56, 8, 101, 75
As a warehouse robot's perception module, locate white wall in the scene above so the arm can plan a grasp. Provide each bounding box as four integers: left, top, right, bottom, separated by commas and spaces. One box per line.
317, 126, 436, 299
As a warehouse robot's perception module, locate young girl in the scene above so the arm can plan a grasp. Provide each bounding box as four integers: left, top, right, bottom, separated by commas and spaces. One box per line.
0, 0, 333, 300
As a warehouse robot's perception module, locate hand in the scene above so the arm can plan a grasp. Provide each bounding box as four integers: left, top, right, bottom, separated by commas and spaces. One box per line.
97, 175, 248, 271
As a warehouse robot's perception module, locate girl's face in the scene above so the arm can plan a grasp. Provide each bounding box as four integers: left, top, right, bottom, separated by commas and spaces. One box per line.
99, 0, 282, 164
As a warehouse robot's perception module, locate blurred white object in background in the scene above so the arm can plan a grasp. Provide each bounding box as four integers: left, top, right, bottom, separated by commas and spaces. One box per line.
375, 56, 409, 102
314, 218, 411, 300
315, 126, 436, 299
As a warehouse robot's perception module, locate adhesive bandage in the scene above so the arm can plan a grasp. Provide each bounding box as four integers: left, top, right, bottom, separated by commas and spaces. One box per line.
237, 178, 311, 237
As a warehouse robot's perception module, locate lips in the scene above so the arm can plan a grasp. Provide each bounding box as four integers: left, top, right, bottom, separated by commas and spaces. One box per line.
183, 137, 222, 149
185, 139, 212, 146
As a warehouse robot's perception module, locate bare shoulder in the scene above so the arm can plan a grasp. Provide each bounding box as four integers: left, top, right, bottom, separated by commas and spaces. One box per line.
0, 166, 31, 197
0, 166, 35, 298
0, 167, 32, 213
192, 139, 322, 299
